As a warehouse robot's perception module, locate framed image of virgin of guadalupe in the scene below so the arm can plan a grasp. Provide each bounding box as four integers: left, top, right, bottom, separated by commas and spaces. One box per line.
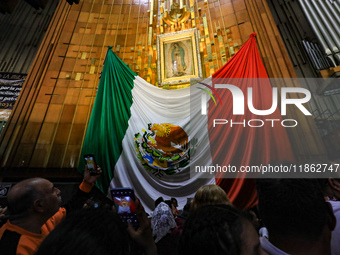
157, 28, 203, 87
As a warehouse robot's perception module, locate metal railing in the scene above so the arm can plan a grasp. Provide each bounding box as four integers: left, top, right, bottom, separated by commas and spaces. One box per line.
312, 108, 340, 136
0, 120, 6, 138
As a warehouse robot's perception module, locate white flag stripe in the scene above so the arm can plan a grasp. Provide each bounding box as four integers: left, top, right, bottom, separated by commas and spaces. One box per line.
110, 76, 215, 212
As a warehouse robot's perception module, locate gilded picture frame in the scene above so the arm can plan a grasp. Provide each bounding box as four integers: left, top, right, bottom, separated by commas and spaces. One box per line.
157, 28, 202, 87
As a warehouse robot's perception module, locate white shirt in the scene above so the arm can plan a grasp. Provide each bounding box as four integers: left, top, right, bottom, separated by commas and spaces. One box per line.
259, 227, 269, 238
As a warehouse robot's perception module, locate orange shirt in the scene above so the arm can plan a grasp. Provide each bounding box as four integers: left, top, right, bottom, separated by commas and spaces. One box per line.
0, 207, 66, 255
0, 181, 93, 255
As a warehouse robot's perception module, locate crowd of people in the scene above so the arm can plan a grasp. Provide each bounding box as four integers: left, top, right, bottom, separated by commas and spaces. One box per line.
0, 162, 340, 255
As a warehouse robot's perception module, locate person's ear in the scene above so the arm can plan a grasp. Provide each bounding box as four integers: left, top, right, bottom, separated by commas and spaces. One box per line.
326, 202, 336, 231
33, 199, 45, 213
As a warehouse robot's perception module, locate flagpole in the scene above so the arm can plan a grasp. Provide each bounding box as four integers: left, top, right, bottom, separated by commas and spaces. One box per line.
99, 46, 113, 79
102, 46, 113, 67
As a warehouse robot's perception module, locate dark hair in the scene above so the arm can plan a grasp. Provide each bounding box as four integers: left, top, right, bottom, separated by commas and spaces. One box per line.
184, 198, 193, 211
256, 178, 329, 241
179, 198, 192, 220
317, 178, 329, 191
179, 205, 245, 255
36, 208, 131, 255
155, 197, 164, 208
164, 200, 172, 209
171, 197, 177, 203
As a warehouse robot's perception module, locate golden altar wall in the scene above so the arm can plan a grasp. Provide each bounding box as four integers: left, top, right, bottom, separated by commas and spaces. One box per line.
0, 0, 326, 177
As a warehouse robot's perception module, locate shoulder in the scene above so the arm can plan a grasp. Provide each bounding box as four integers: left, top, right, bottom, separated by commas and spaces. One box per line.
0, 224, 22, 254
329, 201, 340, 213
0, 222, 43, 255
16, 234, 44, 255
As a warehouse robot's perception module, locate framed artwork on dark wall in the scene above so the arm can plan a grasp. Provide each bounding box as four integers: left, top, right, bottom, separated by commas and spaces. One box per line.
157, 28, 203, 87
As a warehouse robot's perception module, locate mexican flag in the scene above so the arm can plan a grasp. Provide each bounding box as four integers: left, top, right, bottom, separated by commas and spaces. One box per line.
79, 34, 295, 211
78, 47, 214, 212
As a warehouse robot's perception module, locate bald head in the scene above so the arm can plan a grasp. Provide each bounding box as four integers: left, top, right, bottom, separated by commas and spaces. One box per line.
8, 178, 61, 220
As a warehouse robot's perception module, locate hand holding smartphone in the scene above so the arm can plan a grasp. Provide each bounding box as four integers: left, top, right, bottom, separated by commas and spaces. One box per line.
111, 188, 139, 228
84, 154, 99, 176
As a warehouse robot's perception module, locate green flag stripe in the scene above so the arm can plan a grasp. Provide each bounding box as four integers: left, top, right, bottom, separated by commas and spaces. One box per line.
78, 48, 136, 193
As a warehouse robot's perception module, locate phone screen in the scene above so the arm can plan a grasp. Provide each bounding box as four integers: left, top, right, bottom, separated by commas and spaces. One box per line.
111, 188, 139, 228
84, 154, 96, 173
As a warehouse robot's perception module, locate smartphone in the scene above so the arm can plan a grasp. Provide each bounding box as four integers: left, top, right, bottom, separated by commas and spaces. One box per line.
84, 154, 98, 176
111, 188, 139, 228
